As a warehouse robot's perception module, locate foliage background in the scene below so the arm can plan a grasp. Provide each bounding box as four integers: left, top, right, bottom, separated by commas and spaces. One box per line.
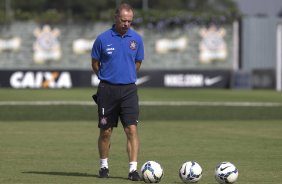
0, 0, 240, 25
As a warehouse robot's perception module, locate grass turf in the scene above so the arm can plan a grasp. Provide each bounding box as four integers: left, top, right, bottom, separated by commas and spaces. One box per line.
0, 88, 282, 183
0, 120, 282, 184
1, 88, 282, 102
1, 105, 282, 121
1, 88, 282, 121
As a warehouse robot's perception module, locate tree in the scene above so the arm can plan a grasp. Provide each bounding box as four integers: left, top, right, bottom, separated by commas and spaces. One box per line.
1, 0, 240, 24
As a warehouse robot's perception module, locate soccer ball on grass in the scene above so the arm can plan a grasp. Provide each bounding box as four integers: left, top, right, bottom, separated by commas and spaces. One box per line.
179, 161, 203, 183
140, 161, 164, 183
214, 162, 238, 184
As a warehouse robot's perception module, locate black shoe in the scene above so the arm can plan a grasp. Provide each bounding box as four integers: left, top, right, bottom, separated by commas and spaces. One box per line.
128, 170, 141, 181
99, 167, 109, 178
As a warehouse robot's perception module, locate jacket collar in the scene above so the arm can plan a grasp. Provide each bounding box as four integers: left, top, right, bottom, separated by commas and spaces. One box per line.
111, 24, 132, 37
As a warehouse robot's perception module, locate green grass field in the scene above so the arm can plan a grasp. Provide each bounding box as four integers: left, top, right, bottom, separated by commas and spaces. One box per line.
0, 88, 282, 183
1, 88, 282, 121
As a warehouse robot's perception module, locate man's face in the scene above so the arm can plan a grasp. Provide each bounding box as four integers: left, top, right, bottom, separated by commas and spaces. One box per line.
115, 9, 133, 35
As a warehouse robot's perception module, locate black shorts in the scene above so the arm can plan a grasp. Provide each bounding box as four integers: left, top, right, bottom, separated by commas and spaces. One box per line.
94, 81, 139, 129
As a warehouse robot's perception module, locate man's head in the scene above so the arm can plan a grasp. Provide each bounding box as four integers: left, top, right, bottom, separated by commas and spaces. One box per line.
114, 3, 134, 36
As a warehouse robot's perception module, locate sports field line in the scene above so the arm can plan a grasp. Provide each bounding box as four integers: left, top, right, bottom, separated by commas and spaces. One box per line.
0, 101, 282, 107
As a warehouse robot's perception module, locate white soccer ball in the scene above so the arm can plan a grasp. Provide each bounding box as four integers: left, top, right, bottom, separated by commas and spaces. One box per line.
140, 161, 164, 183
214, 162, 238, 184
179, 161, 203, 183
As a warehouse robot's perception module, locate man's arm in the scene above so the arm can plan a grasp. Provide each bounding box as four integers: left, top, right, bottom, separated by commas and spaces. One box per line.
135, 61, 142, 72
92, 59, 100, 75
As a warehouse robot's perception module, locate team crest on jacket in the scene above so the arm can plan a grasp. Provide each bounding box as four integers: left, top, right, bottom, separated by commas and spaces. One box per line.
129, 40, 137, 50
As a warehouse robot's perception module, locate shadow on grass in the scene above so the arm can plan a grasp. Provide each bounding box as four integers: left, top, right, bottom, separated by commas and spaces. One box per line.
22, 171, 128, 180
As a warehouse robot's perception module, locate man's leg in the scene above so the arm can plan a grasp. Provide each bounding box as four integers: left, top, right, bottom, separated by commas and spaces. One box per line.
98, 127, 112, 178
124, 125, 139, 162
124, 124, 140, 181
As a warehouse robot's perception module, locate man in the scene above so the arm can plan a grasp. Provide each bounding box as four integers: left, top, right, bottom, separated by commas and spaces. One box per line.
91, 3, 144, 181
